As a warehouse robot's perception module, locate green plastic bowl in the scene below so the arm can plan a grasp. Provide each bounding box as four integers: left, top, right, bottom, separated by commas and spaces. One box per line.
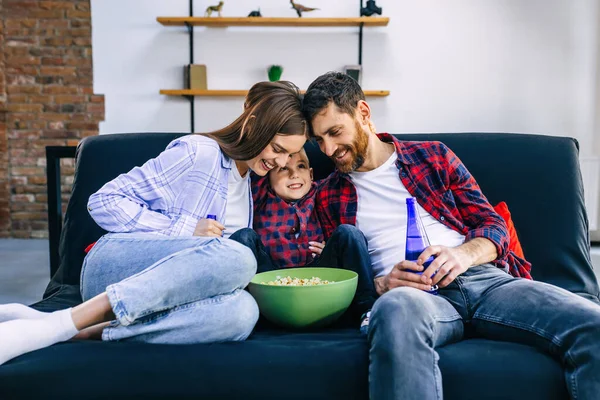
248, 267, 358, 329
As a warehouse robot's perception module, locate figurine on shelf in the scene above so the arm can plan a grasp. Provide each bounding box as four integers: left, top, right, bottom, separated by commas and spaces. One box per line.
248, 8, 262, 17
290, 0, 318, 17
205, 1, 224, 17
360, 0, 382, 17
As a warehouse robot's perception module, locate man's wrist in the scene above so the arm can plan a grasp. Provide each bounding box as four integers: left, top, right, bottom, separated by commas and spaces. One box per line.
456, 238, 497, 268
456, 245, 475, 268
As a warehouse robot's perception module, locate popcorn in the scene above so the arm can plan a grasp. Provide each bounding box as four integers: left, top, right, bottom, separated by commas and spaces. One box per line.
261, 276, 334, 286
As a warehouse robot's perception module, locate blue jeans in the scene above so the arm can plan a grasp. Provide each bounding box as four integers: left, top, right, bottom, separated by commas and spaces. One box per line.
80, 233, 259, 343
230, 225, 377, 321
369, 264, 600, 400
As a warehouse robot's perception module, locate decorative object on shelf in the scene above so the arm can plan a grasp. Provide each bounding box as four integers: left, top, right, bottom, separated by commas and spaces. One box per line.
205, 1, 224, 17
268, 65, 284, 82
344, 65, 362, 86
157, 10, 390, 133
290, 0, 319, 17
360, 0, 382, 17
157, 17, 390, 27
184, 64, 208, 89
248, 8, 262, 17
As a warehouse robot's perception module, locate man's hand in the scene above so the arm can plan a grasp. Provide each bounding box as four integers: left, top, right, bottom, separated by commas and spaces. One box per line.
308, 241, 326, 258
374, 260, 436, 296
193, 218, 225, 237
418, 245, 473, 288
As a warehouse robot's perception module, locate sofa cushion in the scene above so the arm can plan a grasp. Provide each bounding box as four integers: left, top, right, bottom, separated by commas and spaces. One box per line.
494, 201, 525, 259
0, 331, 566, 400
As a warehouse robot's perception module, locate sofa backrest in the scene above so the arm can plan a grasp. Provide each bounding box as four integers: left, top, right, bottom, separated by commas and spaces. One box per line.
45, 132, 600, 302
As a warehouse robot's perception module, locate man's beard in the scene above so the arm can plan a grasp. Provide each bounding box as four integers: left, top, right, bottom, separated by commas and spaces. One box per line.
332, 120, 370, 173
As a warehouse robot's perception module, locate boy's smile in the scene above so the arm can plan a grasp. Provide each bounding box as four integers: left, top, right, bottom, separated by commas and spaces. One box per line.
268, 150, 313, 202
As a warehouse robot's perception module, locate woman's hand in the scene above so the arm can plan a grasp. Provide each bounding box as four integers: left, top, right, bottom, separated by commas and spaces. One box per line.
193, 218, 225, 237
309, 241, 326, 258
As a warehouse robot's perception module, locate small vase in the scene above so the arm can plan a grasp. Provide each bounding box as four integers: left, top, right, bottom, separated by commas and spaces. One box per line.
268, 65, 283, 82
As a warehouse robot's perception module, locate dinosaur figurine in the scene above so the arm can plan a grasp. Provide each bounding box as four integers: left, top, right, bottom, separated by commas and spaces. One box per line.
205, 1, 224, 17
360, 0, 382, 17
290, 0, 319, 17
248, 8, 262, 17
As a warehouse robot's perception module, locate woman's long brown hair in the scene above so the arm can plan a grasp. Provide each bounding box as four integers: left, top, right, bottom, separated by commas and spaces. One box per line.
199, 81, 307, 160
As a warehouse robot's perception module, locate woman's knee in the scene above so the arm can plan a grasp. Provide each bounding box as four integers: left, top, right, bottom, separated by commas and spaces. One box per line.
222, 239, 258, 279
229, 290, 260, 341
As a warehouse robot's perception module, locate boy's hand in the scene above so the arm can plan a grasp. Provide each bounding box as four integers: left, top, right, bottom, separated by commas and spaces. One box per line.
309, 241, 326, 257
194, 218, 225, 237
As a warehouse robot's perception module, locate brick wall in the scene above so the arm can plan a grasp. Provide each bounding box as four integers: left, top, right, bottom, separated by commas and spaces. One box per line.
0, 0, 104, 238
0, 0, 9, 238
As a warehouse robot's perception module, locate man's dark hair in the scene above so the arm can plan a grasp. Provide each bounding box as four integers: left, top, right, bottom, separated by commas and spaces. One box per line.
302, 71, 366, 128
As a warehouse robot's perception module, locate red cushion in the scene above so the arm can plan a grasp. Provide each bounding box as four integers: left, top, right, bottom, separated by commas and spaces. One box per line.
84, 242, 96, 254
493, 202, 525, 259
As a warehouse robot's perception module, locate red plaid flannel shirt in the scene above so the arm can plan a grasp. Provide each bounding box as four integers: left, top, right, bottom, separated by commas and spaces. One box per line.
252, 176, 324, 269
315, 133, 532, 279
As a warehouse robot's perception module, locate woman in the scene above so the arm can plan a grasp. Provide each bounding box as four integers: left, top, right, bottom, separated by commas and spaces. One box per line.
0, 81, 308, 365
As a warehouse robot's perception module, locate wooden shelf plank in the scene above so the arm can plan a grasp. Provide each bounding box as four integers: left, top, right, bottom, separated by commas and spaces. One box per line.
160, 89, 390, 97
157, 17, 389, 27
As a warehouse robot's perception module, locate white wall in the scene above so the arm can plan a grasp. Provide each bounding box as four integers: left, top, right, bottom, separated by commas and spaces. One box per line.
91, 0, 600, 146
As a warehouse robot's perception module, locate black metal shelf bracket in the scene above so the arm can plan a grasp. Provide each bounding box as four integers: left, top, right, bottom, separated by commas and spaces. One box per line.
187, 0, 195, 133
359, 22, 364, 66
185, 95, 195, 134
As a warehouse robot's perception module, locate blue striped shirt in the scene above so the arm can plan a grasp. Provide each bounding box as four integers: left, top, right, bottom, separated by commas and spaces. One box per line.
87, 135, 253, 236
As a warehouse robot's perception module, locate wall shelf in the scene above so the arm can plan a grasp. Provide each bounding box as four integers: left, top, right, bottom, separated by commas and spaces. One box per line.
158, 1, 389, 133
160, 89, 390, 97
156, 17, 390, 28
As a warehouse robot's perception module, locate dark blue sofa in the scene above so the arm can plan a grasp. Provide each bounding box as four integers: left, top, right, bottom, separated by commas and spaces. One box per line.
1, 132, 598, 399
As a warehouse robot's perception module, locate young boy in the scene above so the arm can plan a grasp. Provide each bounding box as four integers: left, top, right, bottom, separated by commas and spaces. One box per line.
230, 149, 377, 333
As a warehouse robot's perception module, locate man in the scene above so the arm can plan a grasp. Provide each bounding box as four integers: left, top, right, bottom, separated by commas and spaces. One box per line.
302, 71, 600, 399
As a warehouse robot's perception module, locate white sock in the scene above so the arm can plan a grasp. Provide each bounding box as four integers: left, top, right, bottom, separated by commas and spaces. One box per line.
0, 308, 79, 366
0, 303, 48, 323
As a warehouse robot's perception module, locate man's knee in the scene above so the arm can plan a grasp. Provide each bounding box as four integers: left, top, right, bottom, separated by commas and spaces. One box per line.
371, 287, 430, 328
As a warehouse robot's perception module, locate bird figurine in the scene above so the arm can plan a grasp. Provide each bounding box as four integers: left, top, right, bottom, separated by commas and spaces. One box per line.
290, 0, 319, 18
248, 8, 262, 17
360, 0, 382, 17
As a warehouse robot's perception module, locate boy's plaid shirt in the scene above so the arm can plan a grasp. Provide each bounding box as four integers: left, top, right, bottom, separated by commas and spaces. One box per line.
252, 177, 324, 269
315, 133, 532, 279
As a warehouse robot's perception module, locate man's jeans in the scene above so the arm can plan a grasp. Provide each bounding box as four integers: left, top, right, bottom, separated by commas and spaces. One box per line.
230, 224, 378, 320
80, 233, 259, 343
369, 264, 600, 400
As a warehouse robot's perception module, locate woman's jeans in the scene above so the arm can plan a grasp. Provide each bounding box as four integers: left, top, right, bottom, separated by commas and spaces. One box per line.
80, 233, 259, 343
